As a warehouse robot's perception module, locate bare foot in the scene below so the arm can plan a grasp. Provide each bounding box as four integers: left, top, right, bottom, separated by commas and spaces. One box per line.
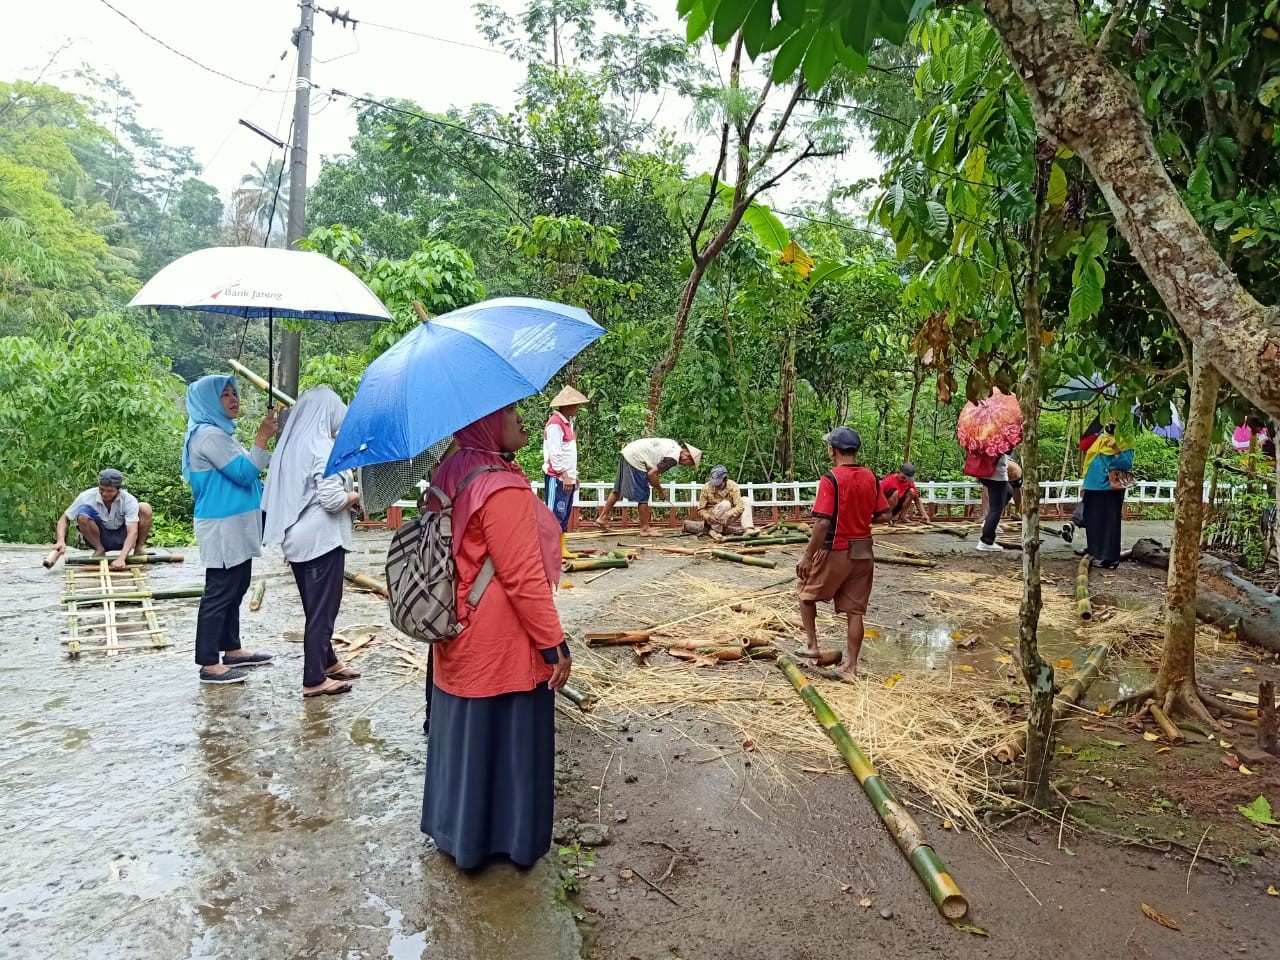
837, 658, 859, 680
639, 526, 658, 537
92, 550, 106, 558
593, 519, 610, 532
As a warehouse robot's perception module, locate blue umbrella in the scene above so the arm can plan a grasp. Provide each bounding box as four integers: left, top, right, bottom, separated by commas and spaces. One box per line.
327, 297, 604, 475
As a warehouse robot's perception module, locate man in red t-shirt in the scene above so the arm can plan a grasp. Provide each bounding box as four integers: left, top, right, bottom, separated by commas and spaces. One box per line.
880, 463, 926, 524
796, 426, 891, 679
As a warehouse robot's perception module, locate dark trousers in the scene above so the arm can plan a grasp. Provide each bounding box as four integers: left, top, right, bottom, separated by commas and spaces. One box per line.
290, 546, 345, 687
195, 560, 252, 666
1083, 489, 1125, 566
979, 479, 1013, 545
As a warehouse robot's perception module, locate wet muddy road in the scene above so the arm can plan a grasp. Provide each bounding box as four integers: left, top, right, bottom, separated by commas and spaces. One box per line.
0, 537, 579, 960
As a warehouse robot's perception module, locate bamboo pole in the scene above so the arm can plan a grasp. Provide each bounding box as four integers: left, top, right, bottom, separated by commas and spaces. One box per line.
229, 358, 296, 407
992, 644, 1109, 764
558, 685, 596, 712
249, 580, 266, 612
564, 556, 629, 572
876, 555, 936, 568
65, 552, 184, 565
1146, 699, 1185, 744
1076, 554, 1093, 620
42, 549, 62, 569
584, 631, 652, 647
710, 549, 778, 569
344, 570, 389, 598
61, 587, 204, 604
722, 534, 808, 545
777, 656, 969, 920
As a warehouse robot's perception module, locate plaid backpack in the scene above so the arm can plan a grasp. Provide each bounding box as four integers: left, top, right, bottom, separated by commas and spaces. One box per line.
385, 465, 500, 643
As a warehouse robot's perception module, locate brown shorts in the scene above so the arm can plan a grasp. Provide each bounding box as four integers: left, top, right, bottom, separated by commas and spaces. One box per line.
796, 550, 875, 614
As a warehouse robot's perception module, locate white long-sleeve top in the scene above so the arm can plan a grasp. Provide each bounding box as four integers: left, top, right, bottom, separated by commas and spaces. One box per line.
542, 415, 578, 483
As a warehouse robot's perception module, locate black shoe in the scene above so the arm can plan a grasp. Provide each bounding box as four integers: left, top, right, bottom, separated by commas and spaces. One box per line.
200, 667, 248, 684
223, 652, 274, 666
1061, 523, 1074, 544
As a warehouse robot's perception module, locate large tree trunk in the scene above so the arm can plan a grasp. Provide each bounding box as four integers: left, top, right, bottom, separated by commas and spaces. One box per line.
903, 357, 924, 463
1154, 354, 1221, 713
982, 0, 1280, 420
646, 258, 710, 431
1017, 164, 1054, 809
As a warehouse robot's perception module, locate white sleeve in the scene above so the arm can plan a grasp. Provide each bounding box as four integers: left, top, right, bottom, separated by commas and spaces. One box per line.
547, 425, 574, 476
64, 489, 91, 519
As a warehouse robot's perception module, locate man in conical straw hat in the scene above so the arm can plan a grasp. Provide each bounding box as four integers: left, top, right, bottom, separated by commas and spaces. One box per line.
542, 385, 588, 558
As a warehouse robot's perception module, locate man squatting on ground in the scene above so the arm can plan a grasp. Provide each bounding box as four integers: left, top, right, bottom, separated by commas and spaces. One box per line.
683, 465, 747, 538
795, 427, 891, 680
595, 438, 702, 537
879, 462, 926, 524
52, 468, 153, 571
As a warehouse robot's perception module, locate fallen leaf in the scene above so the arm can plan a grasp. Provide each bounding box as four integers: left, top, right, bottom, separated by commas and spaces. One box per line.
1055, 658, 1075, 669
1156, 747, 1171, 754
859, 897, 873, 908
1096, 705, 1110, 715
1081, 723, 1104, 731
1141, 902, 1180, 931
950, 630, 964, 640
995, 655, 1013, 665
1238, 795, 1280, 826
951, 922, 988, 936
883, 672, 905, 689
956, 664, 974, 673
1142, 731, 1160, 742
1240, 764, 1257, 776
741, 739, 756, 752
1063, 846, 1076, 856
619, 868, 634, 880
1060, 745, 1074, 756
1268, 886, 1279, 897
1222, 754, 1241, 770
1219, 740, 1233, 749
942, 819, 954, 830
1242, 666, 1255, 675
1077, 747, 1102, 762
865, 628, 881, 639
1069, 786, 1092, 800
561, 581, 575, 589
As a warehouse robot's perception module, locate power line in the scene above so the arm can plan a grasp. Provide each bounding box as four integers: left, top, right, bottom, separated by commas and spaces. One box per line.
94, 0, 289, 92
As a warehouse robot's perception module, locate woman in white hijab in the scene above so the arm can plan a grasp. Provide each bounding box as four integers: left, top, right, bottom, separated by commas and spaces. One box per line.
262, 386, 362, 698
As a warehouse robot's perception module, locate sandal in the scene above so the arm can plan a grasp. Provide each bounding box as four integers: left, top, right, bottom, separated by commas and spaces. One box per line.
326, 664, 362, 680
303, 679, 352, 698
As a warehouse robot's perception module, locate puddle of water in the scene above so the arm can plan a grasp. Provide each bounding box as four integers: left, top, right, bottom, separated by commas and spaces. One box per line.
367, 891, 432, 959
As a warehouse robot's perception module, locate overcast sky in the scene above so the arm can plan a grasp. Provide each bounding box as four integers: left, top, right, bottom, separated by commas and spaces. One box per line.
5, 0, 881, 218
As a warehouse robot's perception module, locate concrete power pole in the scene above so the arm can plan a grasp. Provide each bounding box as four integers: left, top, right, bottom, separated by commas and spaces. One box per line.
279, 0, 315, 400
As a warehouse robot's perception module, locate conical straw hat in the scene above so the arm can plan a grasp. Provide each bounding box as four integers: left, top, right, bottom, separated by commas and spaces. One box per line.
683, 443, 703, 467
549, 386, 589, 407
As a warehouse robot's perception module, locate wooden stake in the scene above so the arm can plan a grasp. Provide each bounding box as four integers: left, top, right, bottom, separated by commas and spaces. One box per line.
344, 570, 389, 598
1258, 680, 1277, 754
777, 656, 969, 920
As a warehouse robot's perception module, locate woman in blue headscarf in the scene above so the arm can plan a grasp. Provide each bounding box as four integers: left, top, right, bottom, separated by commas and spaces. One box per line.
183, 375, 278, 684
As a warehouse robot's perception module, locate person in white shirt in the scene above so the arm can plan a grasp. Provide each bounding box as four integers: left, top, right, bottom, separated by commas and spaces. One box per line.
52, 469, 153, 571
594, 438, 702, 537
542, 386, 587, 558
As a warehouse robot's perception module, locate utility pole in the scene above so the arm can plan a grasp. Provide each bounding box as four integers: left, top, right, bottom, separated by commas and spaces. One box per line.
279, 0, 315, 401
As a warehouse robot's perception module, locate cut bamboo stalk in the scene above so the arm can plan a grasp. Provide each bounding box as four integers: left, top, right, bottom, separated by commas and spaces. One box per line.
737, 546, 770, 556
1076, 554, 1093, 620
650, 545, 699, 555
722, 534, 808, 545
65, 553, 184, 565
558, 685, 596, 712
875, 555, 936, 568
711, 549, 778, 569
61, 587, 204, 604
130, 567, 166, 649
584, 630, 652, 647
229, 358, 296, 407
875, 540, 928, 559
745, 645, 779, 660
778, 656, 969, 920
564, 556, 629, 572
992, 644, 1109, 764
344, 570, 389, 598
667, 636, 745, 652
609, 549, 640, 561
249, 580, 266, 612
1147, 699, 1185, 744
42, 549, 63, 569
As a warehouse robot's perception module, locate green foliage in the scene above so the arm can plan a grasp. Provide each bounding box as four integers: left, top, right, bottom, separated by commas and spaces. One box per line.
0, 314, 186, 543
1238, 795, 1280, 826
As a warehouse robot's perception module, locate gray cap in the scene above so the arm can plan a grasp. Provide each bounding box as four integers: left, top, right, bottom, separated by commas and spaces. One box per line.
824, 426, 862, 453
98, 468, 124, 487
900, 463, 916, 478
709, 465, 729, 485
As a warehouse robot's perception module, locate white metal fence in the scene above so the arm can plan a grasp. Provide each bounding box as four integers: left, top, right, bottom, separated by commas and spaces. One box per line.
394, 478, 1184, 512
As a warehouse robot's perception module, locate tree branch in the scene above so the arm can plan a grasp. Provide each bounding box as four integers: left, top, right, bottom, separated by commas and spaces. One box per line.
1096, 0, 1131, 52
693, 121, 732, 259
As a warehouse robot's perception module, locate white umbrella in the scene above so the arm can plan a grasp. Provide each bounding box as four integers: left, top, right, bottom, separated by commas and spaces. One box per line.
129, 246, 392, 402
129, 246, 391, 321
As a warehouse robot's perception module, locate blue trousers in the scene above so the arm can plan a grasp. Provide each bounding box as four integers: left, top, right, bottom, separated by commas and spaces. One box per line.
543, 475, 574, 532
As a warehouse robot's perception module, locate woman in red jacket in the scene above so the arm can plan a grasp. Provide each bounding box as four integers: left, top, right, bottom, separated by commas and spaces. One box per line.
420, 403, 571, 870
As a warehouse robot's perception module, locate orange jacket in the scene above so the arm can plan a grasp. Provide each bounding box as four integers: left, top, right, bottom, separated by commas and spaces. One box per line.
432, 487, 564, 698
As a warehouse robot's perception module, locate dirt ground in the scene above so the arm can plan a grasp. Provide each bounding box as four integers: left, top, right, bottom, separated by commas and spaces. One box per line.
2, 520, 1279, 959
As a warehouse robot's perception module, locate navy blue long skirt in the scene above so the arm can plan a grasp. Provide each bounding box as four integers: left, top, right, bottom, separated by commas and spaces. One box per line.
421, 682, 555, 870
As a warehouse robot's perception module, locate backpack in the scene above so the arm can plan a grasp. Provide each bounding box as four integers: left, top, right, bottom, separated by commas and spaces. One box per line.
962, 449, 997, 479
385, 465, 501, 643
